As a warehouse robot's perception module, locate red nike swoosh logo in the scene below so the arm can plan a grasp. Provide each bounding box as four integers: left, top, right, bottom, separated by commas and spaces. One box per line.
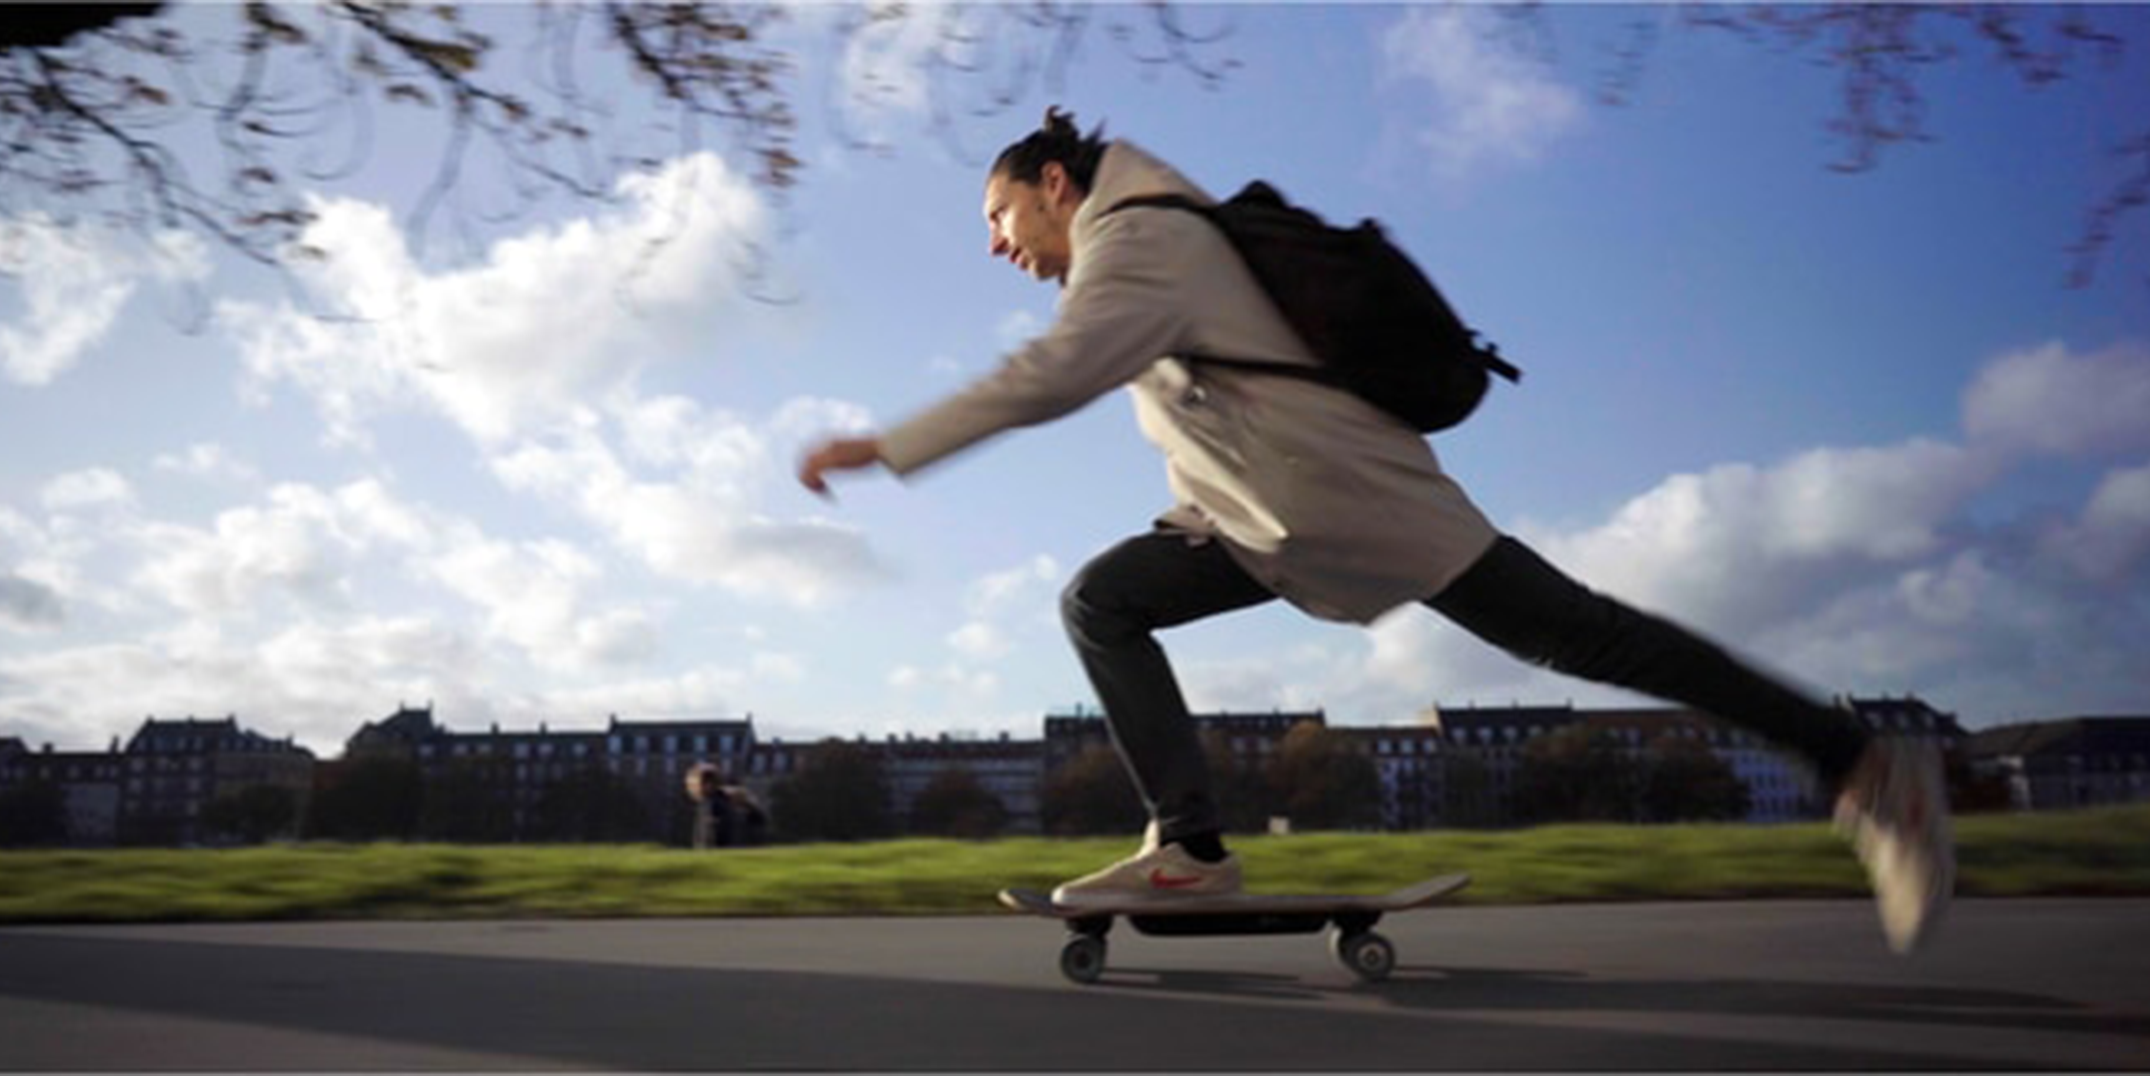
1149, 868, 1204, 890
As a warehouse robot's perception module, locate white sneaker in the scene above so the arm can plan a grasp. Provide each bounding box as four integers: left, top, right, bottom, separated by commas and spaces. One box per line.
1051, 839, 1243, 907
1835, 737, 1955, 954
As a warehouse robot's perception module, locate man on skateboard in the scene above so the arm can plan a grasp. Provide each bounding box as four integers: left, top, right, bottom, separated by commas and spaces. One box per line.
798, 108, 1953, 954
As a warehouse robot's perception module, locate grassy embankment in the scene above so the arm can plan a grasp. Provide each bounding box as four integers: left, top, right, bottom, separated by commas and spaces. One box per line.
2, 805, 2144, 924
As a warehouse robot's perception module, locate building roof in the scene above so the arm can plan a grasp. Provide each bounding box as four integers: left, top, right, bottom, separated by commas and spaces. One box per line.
128, 716, 310, 756
877, 734, 1043, 762
1968, 716, 2150, 759
350, 705, 440, 746
1195, 710, 1327, 732
1419, 704, 1579, 737
1847, 696, 1967, 738
607, 715, 756, 737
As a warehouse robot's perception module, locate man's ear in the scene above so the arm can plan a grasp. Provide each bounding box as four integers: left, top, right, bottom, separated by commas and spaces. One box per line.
1041, 161, 1075, 206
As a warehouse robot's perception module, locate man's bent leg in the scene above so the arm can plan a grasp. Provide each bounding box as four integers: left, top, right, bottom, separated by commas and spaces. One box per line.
1427, 536, 1870, 794
1062, 531, 1277, 842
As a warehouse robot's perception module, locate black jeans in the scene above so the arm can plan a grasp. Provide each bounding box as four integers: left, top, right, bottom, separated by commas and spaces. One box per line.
1060, 532, 1873, 841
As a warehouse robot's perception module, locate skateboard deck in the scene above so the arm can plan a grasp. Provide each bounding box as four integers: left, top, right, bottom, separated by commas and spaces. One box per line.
998, 872, 1468, 984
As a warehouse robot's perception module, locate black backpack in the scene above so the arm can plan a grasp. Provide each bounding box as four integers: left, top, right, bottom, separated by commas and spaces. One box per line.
1108, 181, 1520, 433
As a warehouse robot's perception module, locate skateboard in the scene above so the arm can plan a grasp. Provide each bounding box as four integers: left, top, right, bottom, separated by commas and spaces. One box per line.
997, 872, 1469, 984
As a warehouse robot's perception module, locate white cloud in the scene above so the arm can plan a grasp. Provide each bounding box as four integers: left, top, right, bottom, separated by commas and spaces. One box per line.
489, 402, 890, 606
752, 651, 806, 683
414, 523, 666, 674
2041, 461, 2150, 581
508, 667, 748, 728
946, 555, 1059, 661
153, 443, 260, 484
0, 217, 209, 386
226, 152, 768, 446
888, 661, 999, 700
132, 481, 418, 618
1520, 438, 1995, 636
1963, 341, 2150, 458
0, 505, 97, 624
40, 469, 136, 515
213, 152, 888, 612
574, 609, 663, 669
968, 555, 1060, 618
768, 396, 877, 447
0, 469, 693, 754
0, 572, 64, 631
1380, 5, 1584, 179
0, 616, 484, 757
123, 477, 661, 673
947, 622, 1009, 661
1286, 341, 2150, 729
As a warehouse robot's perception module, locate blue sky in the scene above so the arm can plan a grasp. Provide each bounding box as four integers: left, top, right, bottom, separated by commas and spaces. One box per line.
3, 2, 2147, 758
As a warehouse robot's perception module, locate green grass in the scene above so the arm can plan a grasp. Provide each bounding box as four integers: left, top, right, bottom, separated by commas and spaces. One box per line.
2, 805, 2145, 924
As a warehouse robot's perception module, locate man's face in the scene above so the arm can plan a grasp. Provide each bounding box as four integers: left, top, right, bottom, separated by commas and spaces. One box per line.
983, 163, 1077, 284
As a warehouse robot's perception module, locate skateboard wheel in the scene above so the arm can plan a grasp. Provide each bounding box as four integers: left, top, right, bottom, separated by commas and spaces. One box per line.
1060, 934, 1107, 985
1331, 930, 1396, 982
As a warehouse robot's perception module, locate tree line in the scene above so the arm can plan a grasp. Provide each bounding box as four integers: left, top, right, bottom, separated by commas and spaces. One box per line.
765, 720, 1774, 843
2, 719, 2006, 847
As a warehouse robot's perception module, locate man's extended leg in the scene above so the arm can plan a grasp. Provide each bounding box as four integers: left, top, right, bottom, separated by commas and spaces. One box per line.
1427, 535, 1952, 952
1061, 530, 1277, 844
1426, 536, 1870, 788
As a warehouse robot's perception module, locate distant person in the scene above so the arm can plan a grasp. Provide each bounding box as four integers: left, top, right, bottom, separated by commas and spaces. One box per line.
687, 764, 732, 850
798, 108, 1953, 953
687, 764, 766, 849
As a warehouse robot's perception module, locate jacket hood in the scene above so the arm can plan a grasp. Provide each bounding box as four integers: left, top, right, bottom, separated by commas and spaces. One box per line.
1070, 140, 1212, 241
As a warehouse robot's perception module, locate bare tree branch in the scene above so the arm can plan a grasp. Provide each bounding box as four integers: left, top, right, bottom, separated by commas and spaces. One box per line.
1, 1, 1232, 282
1517, 2, 2145, 288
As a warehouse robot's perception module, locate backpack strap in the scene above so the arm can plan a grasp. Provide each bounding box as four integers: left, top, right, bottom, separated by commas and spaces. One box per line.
1108, 189, 1521, 387
1103, 191, 1343, 387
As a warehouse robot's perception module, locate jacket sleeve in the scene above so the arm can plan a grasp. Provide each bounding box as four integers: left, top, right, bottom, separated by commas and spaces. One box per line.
878, 212, 1192, 477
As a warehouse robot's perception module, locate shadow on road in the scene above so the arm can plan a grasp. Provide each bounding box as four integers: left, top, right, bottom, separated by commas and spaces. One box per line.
1100, 960, 2149, 1042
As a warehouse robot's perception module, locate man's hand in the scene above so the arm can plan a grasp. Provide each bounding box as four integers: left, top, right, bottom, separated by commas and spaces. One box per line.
798, 436, 886, 498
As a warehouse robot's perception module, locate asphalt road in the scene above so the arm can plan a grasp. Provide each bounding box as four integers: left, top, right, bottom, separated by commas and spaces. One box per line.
3, 899, 2146, 1071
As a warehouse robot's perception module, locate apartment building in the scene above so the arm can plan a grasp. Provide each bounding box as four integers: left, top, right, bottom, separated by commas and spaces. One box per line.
1968, 716, 2150, 811
6, 695, 2131, 847
0, 717, 312, 845
0, 740, 124, 844
1406, 696, 1966, 827
124, 716, 315, 844
1336, 723, 1447, 832
343, 704, 765, 843
879, 731, 1045, 833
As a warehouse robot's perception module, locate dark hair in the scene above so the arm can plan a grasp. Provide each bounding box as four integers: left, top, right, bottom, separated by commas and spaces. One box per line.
991, 106, 1108, 192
